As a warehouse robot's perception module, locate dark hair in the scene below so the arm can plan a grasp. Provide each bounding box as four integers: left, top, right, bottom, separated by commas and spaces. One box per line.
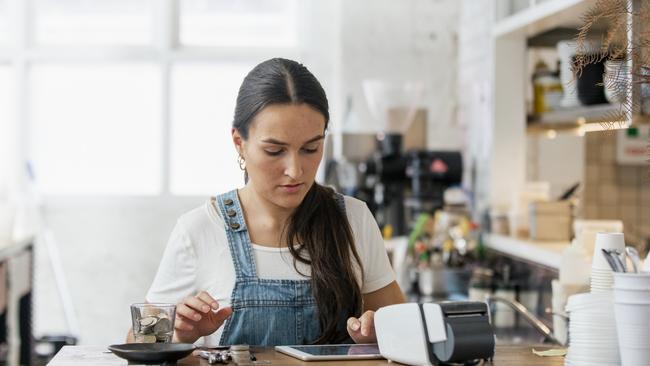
233, 58, 363, 344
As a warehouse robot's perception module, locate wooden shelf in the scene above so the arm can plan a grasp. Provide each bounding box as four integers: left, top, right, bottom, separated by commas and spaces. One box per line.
483, 233, 568, 270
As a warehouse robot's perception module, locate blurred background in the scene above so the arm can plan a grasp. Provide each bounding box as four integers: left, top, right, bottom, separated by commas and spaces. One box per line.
0, 0, 461, 350
0, 0, 649, 365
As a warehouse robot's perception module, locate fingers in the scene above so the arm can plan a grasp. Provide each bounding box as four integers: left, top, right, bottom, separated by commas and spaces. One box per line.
175, 292, 231, 335
347, 316, 360, 333
177, 301, 204, 322
358, 311, 375, 337
347, 311, 376, 343
172, 292, 226, 344
174, 311, 195, 331
177, 291, 219, 321
196, 291, 219, 311
211, 306, 233, 324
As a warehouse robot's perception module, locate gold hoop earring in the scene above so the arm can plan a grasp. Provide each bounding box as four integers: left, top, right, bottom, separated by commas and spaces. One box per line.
237, 154, 246, 170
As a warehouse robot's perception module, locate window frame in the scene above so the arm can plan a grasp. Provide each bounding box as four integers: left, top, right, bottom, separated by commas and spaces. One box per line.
0, 0, 302, 198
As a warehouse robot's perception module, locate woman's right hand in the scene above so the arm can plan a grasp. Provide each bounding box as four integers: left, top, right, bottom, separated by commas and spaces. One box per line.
173, 291, 233, 344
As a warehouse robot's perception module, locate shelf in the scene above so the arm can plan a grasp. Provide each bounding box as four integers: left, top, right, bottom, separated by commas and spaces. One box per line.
493, 0, 591, 39
483, 233, 568, 270
531, 104, 623, 124
526, 104, 627, 135
527, 27, 580, 48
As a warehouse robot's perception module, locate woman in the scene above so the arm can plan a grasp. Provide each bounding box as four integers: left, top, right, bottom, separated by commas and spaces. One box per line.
143, 58, 404, 346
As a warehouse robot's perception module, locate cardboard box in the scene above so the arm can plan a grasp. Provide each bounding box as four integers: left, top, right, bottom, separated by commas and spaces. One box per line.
529, 201, 572, 241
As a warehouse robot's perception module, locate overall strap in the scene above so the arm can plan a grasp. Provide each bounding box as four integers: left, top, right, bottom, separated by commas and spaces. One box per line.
214, 190, 256, 279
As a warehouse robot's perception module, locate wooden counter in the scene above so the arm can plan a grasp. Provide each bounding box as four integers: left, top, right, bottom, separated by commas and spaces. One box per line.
48, 345, 565, 366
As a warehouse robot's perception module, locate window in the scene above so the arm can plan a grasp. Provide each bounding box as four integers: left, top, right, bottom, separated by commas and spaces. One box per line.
34, 0, 153, 45
170, 63, 254, 195
29, 64, 162, 195
6, 0, 304, 196
180, 0, 298, 47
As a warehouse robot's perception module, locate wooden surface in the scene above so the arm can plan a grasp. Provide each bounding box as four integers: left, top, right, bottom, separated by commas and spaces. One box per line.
48, 345, 566, 366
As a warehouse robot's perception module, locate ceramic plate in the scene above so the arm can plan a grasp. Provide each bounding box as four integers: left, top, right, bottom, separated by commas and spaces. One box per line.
108, 343, 195, 364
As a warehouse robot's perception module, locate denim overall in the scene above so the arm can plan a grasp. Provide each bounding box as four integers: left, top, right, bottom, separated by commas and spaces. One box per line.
215, 189, 347, 346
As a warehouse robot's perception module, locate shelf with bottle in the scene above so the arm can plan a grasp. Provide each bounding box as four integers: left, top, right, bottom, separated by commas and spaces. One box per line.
526, 103, 627, 136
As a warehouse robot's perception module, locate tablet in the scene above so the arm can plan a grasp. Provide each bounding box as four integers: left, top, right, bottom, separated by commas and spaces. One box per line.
275, 344, 383, 361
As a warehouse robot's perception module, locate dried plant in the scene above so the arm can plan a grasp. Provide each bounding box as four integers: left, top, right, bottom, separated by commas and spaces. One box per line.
574, 0, 650, 128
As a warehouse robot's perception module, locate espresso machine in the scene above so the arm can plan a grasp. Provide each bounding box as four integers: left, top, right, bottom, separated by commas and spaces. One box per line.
358, 133, 462, 236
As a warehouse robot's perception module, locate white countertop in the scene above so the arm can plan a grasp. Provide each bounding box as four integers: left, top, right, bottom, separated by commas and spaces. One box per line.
483, 234, 569, 270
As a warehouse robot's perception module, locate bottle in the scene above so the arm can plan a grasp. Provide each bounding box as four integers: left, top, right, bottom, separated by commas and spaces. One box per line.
532, 60, 563, 114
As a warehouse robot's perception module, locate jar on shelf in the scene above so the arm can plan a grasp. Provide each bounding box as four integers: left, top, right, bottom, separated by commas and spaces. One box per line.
532, 60, 563, 114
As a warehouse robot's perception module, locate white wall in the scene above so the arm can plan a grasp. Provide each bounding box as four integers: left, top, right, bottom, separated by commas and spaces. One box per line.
457, 0, 494, 213
34, 197, 203, 344
338, 0, 461, 151
526, 135, 585, 198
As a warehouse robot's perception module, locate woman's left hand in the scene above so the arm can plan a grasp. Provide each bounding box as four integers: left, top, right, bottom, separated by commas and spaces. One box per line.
346, 310, 376, 343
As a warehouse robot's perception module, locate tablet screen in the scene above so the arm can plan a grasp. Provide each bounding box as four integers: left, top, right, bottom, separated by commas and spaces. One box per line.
291, 344, 379, 356
275, 344, 382, 361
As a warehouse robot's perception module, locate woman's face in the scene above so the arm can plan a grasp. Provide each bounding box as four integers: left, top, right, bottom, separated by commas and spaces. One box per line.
234, 103, 326, 210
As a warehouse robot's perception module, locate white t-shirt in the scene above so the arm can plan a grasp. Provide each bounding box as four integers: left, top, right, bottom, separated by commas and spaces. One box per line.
145, 195, 396, 346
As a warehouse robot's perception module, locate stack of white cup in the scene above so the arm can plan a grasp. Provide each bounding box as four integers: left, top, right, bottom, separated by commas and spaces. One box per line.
551, 279, 588, 346
612, 272, 650, 366
591, 232, 626, 293
565, 292, 620, 365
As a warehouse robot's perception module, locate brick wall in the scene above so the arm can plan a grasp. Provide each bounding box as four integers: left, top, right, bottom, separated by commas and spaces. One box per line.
583, 131, 650, 252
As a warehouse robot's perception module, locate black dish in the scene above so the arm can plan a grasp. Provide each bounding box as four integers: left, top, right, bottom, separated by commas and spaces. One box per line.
108, 343, 195, 364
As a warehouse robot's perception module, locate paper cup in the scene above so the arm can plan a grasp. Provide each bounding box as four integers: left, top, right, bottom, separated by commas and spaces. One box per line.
613, 272, 650, 290
613, 288, 650, 304
592, 232, 626, 271
615, 302, 650, 365
574, 219, 623, 257
614, 302, 650, 325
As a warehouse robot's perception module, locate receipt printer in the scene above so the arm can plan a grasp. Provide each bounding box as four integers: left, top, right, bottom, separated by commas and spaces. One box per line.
375, 301, 495, 365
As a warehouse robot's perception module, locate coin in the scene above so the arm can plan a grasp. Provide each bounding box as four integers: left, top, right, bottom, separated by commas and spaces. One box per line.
153, 318, 171, 333
139, 316, 158, 333
135, 313, 173, 343
139, 316, 157, 327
